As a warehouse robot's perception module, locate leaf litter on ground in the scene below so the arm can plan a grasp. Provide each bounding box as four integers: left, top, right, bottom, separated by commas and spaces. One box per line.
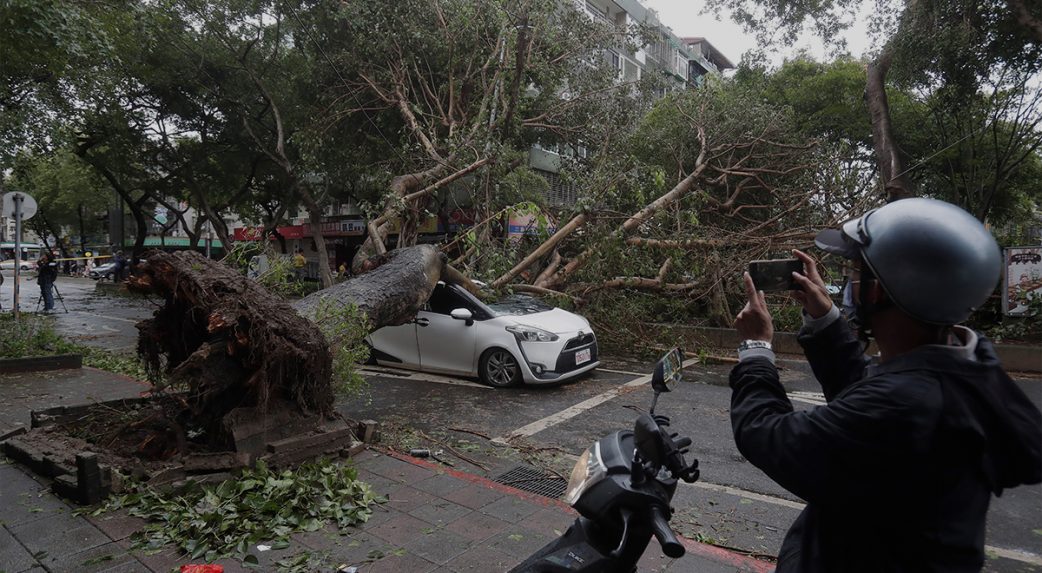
87, 458, 385, 564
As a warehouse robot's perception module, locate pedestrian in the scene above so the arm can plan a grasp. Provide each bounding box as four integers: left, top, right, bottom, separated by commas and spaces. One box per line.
112, 251, 125, 282
36, 251, 59, 312
729, 198, 1042, 572
292, 248, 306, 281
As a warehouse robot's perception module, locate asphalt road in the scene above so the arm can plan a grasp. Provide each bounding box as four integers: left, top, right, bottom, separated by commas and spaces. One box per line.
7, 273, 1040, 571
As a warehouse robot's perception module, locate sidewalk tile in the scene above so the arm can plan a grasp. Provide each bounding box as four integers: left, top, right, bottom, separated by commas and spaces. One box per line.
447, 544, 520, 573
442, 484, 505, 510
411, 473, 469, 497
403, 528, 472, 565
0, 481, 73, 528
356, 506, 399, 532
293, 526, 386, 564
358, 550, 438, 573
517, 508, 575, 535
355, 469, 400, 494
0, 525, 37, 573
366, 513, 431, 546
86, 511, 147, 541
359, 456, 437, 484
484, 527, 555, 560
120, 542, 181, 573
10, 512, 110, 559
40, 541, 140, 572
444, 512, 512, 542
477, 496, 541, 523
408, 499, 471, 526
384, 485, 437, 513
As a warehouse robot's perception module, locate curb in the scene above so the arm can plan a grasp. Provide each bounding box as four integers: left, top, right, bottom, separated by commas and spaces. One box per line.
381, 448, 774, 572
0, 353, 82, 374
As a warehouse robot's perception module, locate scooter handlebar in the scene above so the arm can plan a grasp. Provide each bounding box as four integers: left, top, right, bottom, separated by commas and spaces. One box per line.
649, 505, 685, 558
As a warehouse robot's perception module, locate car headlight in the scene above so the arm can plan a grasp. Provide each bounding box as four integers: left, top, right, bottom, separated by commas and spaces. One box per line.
506, 324, 559, 342
563, 443, 608, 506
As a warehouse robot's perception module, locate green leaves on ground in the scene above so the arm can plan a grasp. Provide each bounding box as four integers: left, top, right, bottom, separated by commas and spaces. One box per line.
95, 458, 384, 564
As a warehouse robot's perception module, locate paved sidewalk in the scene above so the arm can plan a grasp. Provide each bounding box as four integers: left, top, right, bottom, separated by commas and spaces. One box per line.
0, 368, 772, 573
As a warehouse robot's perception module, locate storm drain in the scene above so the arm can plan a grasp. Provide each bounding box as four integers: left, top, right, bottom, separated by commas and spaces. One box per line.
493, 465, 567, 499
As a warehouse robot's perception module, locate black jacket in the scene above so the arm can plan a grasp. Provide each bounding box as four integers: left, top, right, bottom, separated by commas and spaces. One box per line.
729, 317, 1042, 572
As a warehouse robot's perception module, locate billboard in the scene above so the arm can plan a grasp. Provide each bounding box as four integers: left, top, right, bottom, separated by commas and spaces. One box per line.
1003, 246, 1042, 316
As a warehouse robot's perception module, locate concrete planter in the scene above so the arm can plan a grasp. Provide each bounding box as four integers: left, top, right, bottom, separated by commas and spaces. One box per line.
0, 353, 82, 374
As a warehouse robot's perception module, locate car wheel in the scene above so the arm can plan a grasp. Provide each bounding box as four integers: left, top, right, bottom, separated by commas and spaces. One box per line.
479, 348, 522, 388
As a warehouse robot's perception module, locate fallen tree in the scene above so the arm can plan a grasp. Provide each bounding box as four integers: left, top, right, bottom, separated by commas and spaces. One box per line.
124, 245, 465, 455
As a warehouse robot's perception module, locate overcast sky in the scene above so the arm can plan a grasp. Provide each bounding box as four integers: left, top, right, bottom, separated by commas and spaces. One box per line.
642, 0, 876, 69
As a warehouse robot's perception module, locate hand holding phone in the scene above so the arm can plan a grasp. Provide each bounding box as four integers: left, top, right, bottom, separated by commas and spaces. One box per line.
748, 259, 802, 291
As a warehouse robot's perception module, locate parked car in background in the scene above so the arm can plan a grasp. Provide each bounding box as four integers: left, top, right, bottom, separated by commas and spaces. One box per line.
0, 259, 33, 271
367, 282, 599, 387
89, 261, 118, 280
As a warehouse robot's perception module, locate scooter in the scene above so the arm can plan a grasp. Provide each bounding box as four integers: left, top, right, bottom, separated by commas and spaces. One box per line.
509, 348, 700, 572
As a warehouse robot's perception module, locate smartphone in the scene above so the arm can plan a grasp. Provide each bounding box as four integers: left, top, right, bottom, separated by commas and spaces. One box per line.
748, 259, 803, 291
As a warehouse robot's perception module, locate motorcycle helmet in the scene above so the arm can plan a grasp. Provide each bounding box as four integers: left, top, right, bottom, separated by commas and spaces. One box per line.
814, 198, 1002, 325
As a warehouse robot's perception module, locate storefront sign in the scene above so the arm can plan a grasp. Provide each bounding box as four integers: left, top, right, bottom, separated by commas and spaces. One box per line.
1003, 246, 1042, 316
232, 225, 305, 241
304, 219, 367, 237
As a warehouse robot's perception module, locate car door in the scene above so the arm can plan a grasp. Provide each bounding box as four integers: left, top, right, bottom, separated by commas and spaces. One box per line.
367, 322, 420, 368
416, 284, 478, 375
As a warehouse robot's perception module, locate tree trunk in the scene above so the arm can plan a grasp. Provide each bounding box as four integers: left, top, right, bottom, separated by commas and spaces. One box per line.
298, 182, 335, 288
866, 51, 915, 202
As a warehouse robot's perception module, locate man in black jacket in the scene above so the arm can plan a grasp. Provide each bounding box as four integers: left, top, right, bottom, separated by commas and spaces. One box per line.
36, 251, 59, 312
730, 198, 1042, 572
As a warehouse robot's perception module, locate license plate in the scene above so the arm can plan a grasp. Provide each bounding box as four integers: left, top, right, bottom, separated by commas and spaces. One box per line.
575, 348, 592, 365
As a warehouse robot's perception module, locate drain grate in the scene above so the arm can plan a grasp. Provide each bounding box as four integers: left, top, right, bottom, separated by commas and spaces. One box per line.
493, 465, 567, 499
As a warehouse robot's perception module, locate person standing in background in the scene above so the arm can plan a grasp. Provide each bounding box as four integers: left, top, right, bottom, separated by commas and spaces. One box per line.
36, 251, 59, 312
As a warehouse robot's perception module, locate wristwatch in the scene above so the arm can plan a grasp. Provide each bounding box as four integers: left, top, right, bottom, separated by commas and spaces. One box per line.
737, 340, 772, 352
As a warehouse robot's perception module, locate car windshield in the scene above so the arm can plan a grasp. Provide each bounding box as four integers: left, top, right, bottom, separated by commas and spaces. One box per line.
486, 294, 553, 316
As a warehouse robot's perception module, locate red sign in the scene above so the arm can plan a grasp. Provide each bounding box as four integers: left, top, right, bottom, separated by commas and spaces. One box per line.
232, 225, 305, 241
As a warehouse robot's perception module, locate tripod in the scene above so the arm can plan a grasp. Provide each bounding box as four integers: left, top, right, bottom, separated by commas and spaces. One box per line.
36, 282, 68, 313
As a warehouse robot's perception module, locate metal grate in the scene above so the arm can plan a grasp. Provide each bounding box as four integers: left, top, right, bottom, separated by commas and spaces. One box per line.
493, 465, 567, 499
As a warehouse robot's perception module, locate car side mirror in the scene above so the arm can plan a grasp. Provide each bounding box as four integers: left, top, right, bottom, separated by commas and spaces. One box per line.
450, 308, 474, 326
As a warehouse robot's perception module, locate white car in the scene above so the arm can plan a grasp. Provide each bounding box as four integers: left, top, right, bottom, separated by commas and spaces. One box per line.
0, 259, 33, 271
366, 282, 599, 387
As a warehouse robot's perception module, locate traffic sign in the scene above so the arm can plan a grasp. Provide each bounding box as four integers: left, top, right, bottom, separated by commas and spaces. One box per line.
1, 192, 37, 220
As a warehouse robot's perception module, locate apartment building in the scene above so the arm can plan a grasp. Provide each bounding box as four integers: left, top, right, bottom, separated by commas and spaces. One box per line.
531, 1, 735, 206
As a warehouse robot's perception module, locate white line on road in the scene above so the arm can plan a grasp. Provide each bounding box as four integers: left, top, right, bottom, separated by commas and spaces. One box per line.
359, 366, 489, 389
67, 311, 141, 324
597, 367, 647, 377
495, 357, 702, 442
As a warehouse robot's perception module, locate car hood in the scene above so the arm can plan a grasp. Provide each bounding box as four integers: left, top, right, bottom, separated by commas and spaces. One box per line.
511, 308, 591, 335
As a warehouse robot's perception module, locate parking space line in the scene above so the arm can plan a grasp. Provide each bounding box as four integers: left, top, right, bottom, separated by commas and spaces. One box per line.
788, 391, 827, 406
495, 357, 702, 442
359, 367, 490, 389
597, 367, 646, 377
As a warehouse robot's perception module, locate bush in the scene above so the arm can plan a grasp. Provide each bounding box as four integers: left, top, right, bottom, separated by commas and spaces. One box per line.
0, 313, 77, 358
312, 299, 372, 398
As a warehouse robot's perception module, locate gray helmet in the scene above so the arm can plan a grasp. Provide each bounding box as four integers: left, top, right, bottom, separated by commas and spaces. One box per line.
815, 198, 1002, 325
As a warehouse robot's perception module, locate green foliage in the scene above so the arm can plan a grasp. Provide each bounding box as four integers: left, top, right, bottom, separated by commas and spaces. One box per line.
313, 300, 372, 398
0, 314, 75, 358
91, 458, 383, 564
967, 292, 1042, 344
0, 314, 152, 379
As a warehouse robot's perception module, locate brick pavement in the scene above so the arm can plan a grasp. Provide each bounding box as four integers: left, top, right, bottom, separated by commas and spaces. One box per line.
0, 368, 772, 573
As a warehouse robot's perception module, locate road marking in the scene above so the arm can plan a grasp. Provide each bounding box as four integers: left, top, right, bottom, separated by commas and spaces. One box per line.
495, 357, 702, 442
684, 480, 807, 510
359, 366, 489, 389
597, 367, 646, 377
986, 546, 1042, 566
67, 310, 141, 324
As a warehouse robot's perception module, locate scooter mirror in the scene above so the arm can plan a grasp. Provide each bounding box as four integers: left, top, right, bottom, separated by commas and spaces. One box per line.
651, 348, 683, 394
650, 348, 683, 415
